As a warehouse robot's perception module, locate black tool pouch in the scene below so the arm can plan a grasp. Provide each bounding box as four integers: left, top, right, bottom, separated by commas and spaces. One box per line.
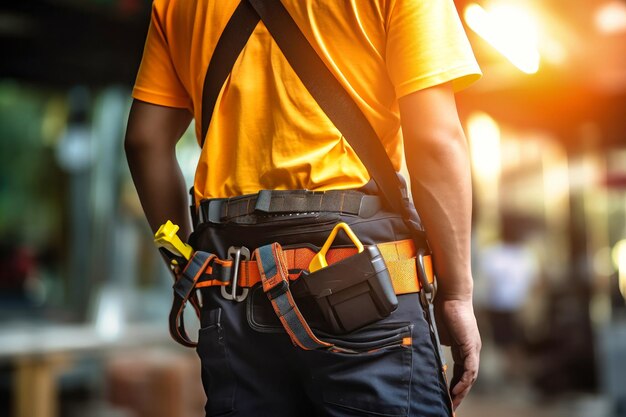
291, 245, 398, 334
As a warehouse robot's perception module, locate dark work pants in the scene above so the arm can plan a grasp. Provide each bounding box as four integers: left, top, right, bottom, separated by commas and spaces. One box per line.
190, 190, 453, 416
197, 286, 452, 417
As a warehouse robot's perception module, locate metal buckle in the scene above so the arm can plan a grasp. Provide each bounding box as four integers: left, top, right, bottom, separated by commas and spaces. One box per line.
221, 246, 250, 302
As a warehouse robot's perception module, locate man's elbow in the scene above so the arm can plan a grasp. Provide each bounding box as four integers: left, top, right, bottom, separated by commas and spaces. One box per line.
124, 100, 185, 157
405, 126, 470, 167
124, 128, 151, 157
124, 121, 171, 158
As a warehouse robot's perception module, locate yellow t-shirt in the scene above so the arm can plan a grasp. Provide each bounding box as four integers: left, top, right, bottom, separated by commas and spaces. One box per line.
133, 0, 481, 201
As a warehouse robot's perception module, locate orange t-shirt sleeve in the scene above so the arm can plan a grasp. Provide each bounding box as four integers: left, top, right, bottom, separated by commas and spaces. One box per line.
132, 2, 192, 109
385, 0, 481, 98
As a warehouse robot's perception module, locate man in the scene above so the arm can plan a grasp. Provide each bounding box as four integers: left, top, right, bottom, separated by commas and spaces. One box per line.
126, 1, 481, 416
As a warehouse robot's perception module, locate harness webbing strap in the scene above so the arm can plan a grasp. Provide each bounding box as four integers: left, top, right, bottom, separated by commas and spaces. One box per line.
160, 247, 202, 320
169, 251, 215, 347
255, 243, 351, 351
193, 239, 433, 295
200, 0, 259, 144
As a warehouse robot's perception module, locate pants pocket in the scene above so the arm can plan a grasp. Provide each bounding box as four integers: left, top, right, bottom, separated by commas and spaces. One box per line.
246, 284, 284, 333
306, 323, 413, 416
196, 308, 236, 416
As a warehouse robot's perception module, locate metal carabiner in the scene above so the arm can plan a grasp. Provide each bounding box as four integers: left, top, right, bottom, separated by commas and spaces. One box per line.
416, 249, 446, 370
416, 249, 436, 306
221, 246, 250, 302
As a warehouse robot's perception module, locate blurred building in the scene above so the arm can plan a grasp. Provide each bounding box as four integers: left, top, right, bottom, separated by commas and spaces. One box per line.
1, 0, 626, 416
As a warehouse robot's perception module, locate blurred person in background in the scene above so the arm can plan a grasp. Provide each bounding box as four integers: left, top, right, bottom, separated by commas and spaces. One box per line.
479, 214, 539, 386
125, 0, 481, 416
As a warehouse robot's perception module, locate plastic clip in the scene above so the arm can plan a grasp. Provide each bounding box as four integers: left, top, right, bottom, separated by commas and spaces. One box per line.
154, 221, 193, 260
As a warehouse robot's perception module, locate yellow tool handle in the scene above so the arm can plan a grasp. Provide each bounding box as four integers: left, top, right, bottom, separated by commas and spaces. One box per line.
154, 220, 193, 260
308, 222, 364, 273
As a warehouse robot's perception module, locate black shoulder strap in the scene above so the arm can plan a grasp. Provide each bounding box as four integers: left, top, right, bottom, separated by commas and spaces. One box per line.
200, 0, 429, 251
200, 0, 260, 144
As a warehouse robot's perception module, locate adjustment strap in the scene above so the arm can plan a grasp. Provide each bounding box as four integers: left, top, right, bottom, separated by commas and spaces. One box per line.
254, 189, 364, 214
169, 251, 215, 348
255, 243, 354, 352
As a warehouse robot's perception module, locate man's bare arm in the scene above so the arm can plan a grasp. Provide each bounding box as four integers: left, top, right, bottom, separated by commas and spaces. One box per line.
125, 100, 193, 240
399, 82, 481, 409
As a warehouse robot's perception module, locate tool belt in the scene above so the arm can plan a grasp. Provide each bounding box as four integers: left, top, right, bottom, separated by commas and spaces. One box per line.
168, 188, 435, 352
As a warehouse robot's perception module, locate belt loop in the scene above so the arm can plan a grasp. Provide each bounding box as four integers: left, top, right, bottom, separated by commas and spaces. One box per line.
358, 195, 382, 218
207, 198, 226, 223
255, 189, 272, 212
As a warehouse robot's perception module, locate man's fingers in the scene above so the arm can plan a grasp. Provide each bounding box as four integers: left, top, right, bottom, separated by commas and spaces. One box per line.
450, 366, 476, 409
451, 382, 471, 409
449, 347, 480, 409
437, 298, 482, 409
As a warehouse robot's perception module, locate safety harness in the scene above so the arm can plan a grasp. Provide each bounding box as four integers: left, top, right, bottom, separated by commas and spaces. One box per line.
170, 239, 434, 350
167, 0, 446, 374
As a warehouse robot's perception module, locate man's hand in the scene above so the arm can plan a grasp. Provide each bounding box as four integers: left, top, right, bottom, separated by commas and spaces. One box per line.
436, 297, 481, 409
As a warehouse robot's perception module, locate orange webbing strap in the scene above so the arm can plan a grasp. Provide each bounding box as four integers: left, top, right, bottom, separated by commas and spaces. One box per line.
255, 243, 354, 353
195, 239, 434, 294
377, 240, 434, 295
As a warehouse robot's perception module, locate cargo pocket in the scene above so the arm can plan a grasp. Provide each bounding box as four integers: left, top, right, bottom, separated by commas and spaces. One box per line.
196, 308, 236, 416
307, 323, 413, 416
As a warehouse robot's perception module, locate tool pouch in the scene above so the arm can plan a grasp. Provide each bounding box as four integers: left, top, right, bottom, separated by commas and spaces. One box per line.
291, 245, 398, 334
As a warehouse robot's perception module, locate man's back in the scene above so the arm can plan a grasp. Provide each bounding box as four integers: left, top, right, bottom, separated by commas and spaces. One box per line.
133, 0, 479, 200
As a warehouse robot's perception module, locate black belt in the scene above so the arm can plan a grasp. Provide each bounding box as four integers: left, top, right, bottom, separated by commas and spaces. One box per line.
198, 189, 383, 224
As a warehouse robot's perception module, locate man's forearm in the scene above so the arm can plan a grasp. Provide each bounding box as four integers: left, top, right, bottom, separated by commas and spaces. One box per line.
125, 143, 192, 240
399, 84, 473, 300
407, 135, 473, 300
124, 100, 193, 240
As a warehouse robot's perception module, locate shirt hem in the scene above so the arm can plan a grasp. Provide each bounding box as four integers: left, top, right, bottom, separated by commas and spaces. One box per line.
395, 64, 482, 98
132, 86, 193, 110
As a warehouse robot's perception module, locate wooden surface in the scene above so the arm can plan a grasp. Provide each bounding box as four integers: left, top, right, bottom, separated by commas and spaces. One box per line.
0, 323, 174, 417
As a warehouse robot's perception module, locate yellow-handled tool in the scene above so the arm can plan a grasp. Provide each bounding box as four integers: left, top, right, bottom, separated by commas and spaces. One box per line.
154, 220, 193, 261
308, 222, 364, 273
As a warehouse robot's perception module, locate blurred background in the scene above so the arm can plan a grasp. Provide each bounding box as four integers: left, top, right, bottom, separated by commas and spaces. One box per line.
1, 0, 625, 416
